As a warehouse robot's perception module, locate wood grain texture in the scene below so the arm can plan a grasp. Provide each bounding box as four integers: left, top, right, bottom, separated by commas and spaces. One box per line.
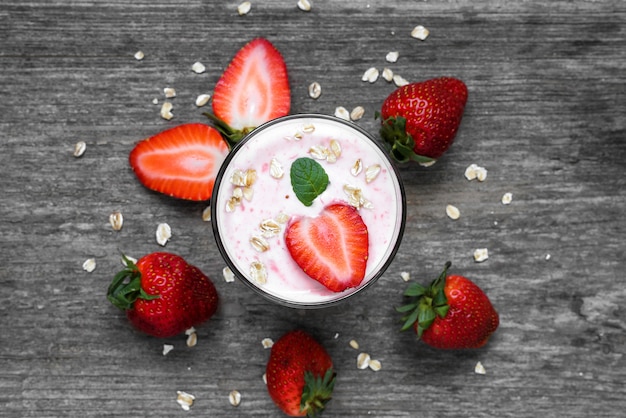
1, 1, 625, 417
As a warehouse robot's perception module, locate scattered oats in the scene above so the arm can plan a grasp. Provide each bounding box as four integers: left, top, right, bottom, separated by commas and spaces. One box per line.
230, 169, 247, 186
202, 206, 211, 222
351, 159, 363, 176
382, 67, 394, 82
185, 327, 196, 336
250, 235, 270, 252
474, 361, 486, 375
134, 51, 145, 60
244, 169, 258, 186
309, 144, 330, 160
329, 139, 342, 159
334, 106, 350, 121
400, 271, 411, 282
156, 223, 172, 246
73, 141, 86, 157
411, 25, 430, 40
292, 131, 304, 140
275, 212, 290, 224
393, 74, 409, 87
297, 0, 311, 12
82, 258, 96, 273
191, 61, 206, 74
302, 123, 316, 133
163, 87, 176, 98
109, 211, 124, 231
357, 352, 371, 370
308, 81, 322, 99
385, 51, 399, 63
176, 391, 195, 411
361, 67, 379, 83
242, 186, 254, 201
545, 254, 551, 261
344, 184, 372, 209
446, 204, 460, 220
229, 390, 241, 407
160, 101, 174, 120
349, 339, 360, 350
225, 196, 238, 213
465, 163, 487, 181
195, 94, 211, 107
369, 359, 382, 371
261, 338, 274, 349
186, 332, 198, 347
350, 106, 365, 121
419, 159, 437, 167
334, 333, 339, 339
260, 218, 281, 237
365, 164, 381, 183
262, 373, 267, 384
476, 166, 488, 182
502, 192, 513, 205
237, 1, 251, 15
152, 98, 159, 105
250, 261, 268, 284
163, 344, 174, 355
223, 266, 235, 283
473, 248, 489, 263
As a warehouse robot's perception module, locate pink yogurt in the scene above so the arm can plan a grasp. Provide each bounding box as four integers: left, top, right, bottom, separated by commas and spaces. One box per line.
211, 114, 406, 308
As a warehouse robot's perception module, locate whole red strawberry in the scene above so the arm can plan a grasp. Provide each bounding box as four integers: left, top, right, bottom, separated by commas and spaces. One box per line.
107, 253, 219, 338
397, 262, 498, 349
266, 330, 335, 417
378, 77, 468, 163
205, 37, 291, 144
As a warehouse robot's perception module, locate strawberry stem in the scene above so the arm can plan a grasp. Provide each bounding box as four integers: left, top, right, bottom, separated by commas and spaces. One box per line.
375, 113, 436, 165
107, 255, 159, 311
203, 112, 251, 147
301, 368, 336, 417
396, 261, 452, 337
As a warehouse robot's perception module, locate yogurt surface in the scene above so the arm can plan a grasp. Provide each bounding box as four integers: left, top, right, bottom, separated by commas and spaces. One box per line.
212, 115, 405, 307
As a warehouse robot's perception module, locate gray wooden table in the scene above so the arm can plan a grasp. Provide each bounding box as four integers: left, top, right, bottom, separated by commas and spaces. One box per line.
1, 1, 625, 417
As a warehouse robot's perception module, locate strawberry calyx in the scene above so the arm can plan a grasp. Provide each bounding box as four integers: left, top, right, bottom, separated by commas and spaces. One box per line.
375, 112, 435, 165
107, 255, 159, 311
301, 368, 336, 417
203, 111, 251, 147
397, 261, 452, 337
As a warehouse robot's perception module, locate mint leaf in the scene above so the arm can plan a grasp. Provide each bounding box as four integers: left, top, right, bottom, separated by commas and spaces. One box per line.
290, 157, 329, 206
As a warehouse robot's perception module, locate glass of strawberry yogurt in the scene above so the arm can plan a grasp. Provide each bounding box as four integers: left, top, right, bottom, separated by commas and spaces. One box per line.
211, 114, 406, 308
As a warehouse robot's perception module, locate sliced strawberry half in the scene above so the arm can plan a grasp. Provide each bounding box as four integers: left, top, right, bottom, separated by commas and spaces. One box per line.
205, 37, 291, 143
129, 123, 230, 201
285, 203, 369, 293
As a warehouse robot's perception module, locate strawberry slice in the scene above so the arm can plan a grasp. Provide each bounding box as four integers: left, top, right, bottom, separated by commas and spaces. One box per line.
129, 123, 230, 201
285, 203, 369, 292
206, 38, 291, 143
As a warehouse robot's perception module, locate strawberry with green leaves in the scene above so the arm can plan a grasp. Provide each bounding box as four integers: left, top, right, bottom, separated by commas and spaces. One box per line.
266, 330, 335, 417
206, 37, 291, 144
398, 262, 499, 349
285, 203, 369, 293
129, 123, 230, 201
107, 253, 219, 338
378, 77, 468, 164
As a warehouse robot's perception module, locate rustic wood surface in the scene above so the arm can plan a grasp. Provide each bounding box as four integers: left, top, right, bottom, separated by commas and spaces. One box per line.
1, 0, 625, 417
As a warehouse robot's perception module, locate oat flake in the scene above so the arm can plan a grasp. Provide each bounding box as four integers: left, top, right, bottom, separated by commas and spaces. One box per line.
163, 344, 174, 356
160, 102, 174, 120
163, 87, 176, 98
446, 204, 460, 220
237, 1, 251, 15
82, 258, 96, 273
73, 141, 86, 158
334, 106, 350, 121
411, 25, 430, 40
350, 106, 365, 121
357, 352, 371, 369
195, 94, 211, 107
385, 51, 399, 63
109, 211, 123, 231
475, 361, 486, 375
297, 0, 311, 12
361, 67, 379, 83
134, 51, 145, 60
222, 266, 235, 283
186, 332, 198, 347
369, 359, 382, 371
191, 61, 206, 74
349, 339, 360, 350
261, 338, 274, 349
502, 192, 513, 205
382, 68, 394, 82
250, 261, 268, 284
156, 223, 171, 246
400, 271, 411, 282
202, 206, 211, 222
393, 74, 409, 87
229, 390, 241, 407
308, 82, 322, 99
473, 248, 489, 263
176, 391, 195, 411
